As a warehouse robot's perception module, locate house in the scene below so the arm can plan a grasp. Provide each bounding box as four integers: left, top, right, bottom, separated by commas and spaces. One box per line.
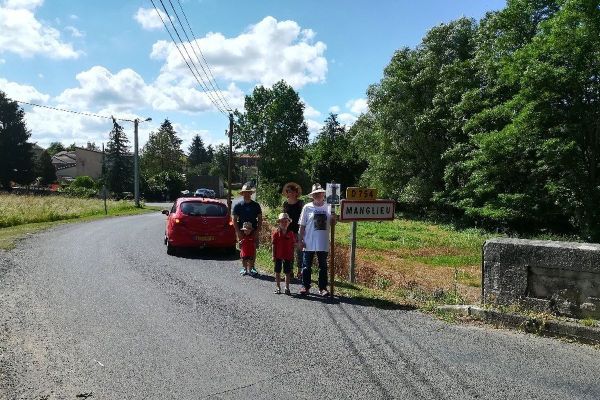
51, 147, 103, 180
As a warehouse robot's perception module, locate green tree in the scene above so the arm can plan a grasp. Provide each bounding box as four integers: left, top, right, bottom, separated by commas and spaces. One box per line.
188, 134, 210, 167
305, 113, 367, 190
209, 143, 240, 183
140, 119, 185, 177
363, 18, 478, 210
234, 80, 309, 185
105, 119, 132, 194
35, 150, 57, 185
46, 141, 66, 156
0, 91, 34, 189
445, 0, 600, 238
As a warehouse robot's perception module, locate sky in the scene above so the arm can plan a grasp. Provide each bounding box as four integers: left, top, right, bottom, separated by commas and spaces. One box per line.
0, 0, 506, 152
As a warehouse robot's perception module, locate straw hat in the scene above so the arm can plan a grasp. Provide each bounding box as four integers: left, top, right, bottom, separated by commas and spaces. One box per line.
277, 212, 292, 222
282, 182, 302, 196
308, 183, 326, 197
240, 183, 255, 194
240, 221, 253, 231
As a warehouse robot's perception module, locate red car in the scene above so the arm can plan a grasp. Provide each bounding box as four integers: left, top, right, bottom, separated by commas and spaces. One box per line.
162, 197, 237, 255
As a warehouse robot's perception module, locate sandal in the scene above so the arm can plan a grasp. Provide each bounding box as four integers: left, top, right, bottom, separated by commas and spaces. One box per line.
284, 288, 291, 295
274, 287, 281, 294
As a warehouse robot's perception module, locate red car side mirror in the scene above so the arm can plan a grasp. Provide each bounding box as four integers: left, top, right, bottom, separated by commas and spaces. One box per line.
161, 209, 169, 215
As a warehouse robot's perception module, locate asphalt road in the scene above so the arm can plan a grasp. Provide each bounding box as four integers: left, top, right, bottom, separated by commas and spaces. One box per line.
1, 212, 599, 399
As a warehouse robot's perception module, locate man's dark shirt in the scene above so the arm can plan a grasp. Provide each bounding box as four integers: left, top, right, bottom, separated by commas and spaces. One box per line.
232, 200, 262, 230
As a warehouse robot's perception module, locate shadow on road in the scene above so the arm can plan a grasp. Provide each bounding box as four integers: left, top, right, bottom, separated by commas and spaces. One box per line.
170, 247, 240, 261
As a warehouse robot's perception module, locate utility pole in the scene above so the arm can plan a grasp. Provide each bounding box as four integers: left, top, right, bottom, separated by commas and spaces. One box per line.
227, 113, 233, 212
133, 117, 151, 207
134, 119, 140, 207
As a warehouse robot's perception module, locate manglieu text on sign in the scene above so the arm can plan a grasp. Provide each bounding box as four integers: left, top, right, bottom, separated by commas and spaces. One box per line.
340, 200, 395, 221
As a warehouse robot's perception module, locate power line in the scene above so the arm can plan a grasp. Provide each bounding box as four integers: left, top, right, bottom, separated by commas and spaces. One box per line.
151, 0, 226, 114
9, 98, 135, 122
173, 0, 232, 111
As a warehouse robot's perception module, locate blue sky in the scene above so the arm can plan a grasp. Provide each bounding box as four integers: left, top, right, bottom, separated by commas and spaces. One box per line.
0, 0, 506, 151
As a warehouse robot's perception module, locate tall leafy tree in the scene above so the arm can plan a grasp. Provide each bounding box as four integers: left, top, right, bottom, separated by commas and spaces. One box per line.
0, 91, 34, 189
105, 119, 132, 194
140, 119, 185, 177
305, 113, 367, 190
188, 134, 210, 167
209, 143, 240, 182
364, 18, 478, 209
234, 80, 309, 185
35, 150, 57, 185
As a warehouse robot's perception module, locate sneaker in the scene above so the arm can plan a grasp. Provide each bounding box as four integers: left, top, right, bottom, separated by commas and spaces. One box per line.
320, 289, 330, 297
284, 288, 291, 295
299, 286, 309, 296
274, 287, 281, 294
240, 268, 248, 276
250, 268, 258, 276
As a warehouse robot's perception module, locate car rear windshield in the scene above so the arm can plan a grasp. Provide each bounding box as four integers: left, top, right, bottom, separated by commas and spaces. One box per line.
180, 202, 227, 217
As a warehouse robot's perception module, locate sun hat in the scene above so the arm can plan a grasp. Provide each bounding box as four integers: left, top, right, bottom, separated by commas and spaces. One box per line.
281, 182, 302, 196
240, 221, 253, 231
277, 212, 292, 222
308, 183, 326, 197
240, 183, 255, 194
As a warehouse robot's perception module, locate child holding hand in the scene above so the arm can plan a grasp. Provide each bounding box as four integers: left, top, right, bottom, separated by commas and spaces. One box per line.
271, 213, 296, 295
239, 222, 257, 276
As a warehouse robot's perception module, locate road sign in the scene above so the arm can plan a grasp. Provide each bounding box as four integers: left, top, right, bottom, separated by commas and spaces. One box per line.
326, 182, 341, 205
339, 200, 395, 221
346, 187, 377, 201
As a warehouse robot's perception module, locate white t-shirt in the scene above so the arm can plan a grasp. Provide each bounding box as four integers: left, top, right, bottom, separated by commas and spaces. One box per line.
299, 202, 331, 252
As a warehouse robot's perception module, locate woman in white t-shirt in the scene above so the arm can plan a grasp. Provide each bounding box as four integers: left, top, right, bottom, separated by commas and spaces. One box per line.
298, 183, 335, 297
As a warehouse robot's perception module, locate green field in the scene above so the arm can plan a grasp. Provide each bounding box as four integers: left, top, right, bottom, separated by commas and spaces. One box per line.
0, 193, 156, 249
256, 208, 497, 306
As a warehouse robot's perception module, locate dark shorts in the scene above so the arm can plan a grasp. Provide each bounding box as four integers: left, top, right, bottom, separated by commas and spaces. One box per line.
274, 259, 292, 274
242, 256, 255, 261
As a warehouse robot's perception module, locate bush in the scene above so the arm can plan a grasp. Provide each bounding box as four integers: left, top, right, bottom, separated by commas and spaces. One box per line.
257, 181, 283, 209
70, 176, 96, 189
144, 171, 185, 201
59, 186, 98, 198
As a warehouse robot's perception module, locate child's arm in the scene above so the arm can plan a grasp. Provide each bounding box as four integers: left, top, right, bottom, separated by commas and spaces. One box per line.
271, 231, 276, 260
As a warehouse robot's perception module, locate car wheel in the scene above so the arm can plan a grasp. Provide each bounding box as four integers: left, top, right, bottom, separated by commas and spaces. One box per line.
166, 242, 176, 256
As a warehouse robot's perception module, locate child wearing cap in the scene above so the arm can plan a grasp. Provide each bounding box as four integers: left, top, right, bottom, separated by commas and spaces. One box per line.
271, 213, 296, 294
239, 222, 257, 276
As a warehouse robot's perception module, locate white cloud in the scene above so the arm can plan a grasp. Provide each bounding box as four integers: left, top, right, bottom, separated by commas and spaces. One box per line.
54, 65, 244, 115
0, 58, 5, 64
329, 105, 340, 113
65, 25, 84, 38
337, 112, 357, 126
134, 7, 166, 31
346, 98, 368, 115
37, 73, 43, 78
0, 77, 49, 102
69, 14, 78, 20
302, 99, 320, 119
0, 1, 79, 59
152, 16, 327, 89
306, 119, 323, 136
3, 0, 43, 10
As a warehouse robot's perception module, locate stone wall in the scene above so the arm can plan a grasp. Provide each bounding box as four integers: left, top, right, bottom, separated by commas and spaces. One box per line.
483, 238, 600, 319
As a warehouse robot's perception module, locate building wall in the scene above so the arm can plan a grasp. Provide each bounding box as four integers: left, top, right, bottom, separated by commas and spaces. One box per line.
74, 148, 103, 179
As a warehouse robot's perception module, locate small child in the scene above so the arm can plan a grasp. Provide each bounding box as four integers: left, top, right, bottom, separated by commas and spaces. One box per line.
271, 213, 296, 294
239, 222, 257, 276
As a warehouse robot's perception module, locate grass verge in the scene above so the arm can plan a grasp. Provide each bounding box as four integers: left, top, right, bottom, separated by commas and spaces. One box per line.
255, 206, 491, 310
0, 193, 158, 250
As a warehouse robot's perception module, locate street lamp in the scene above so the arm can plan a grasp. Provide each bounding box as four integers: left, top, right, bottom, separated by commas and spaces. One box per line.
134, 117, 152, 207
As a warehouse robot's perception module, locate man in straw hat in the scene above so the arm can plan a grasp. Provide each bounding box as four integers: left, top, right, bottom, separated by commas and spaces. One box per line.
298, 183, 335, 297
281, 182, 304, 279
232, 183, 262, 275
